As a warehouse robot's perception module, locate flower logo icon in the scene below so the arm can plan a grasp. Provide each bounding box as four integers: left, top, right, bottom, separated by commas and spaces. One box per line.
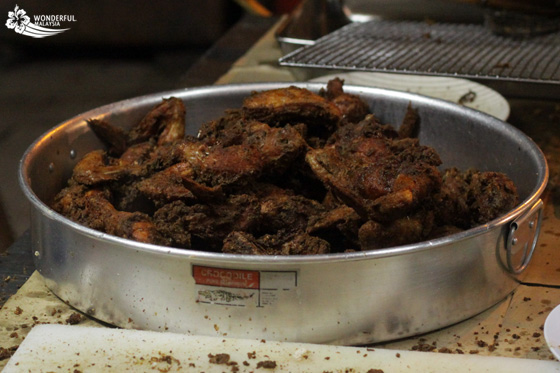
5, 5, 30, 34
5, 4, 72, 38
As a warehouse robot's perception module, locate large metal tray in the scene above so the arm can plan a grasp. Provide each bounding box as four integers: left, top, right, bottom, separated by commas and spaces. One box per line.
19, 83, 548, 345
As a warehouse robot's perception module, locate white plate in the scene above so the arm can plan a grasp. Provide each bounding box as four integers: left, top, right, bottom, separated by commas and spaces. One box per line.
310, 72, 510, 121
545, 304, 560, 360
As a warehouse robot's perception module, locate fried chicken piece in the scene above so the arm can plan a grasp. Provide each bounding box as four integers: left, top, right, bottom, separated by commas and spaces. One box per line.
328, 113, 400, 145
371, 138, 442, 219
119, 142, 154, 167
197, 110, 250, 147
241, 86, 342, 142
52, 183, 94, 224
140, 137, 200, 173
85, 97, 185, 160
127, 97, 186, 146
87, 118, 128, 156
306, 116, 442, 221
323, 77, 370, 124
435, 168, 470, 228
436, 168, 518, 228
74, 97, 187, 188
470, 171, 518, 224
242, 86, 342, 125
71, 142, 155, 186
358, 209, 435, 250
85, 189, 167, 244
152, 201, 193, 248
111, 180, 154, 214
153, 196, 261, 250
222, 231, 330, 255
221, 231, 270, 255
72, 150, 128, 185
53, 186, 167, 245
179, 122, 307, 186
256, 185, 326, 234
307, 205, 362, 249
166, 142, 278, 189
151, 179, 331, 252
135, 123, 307, 205
237, 122, 309, 176
398, 103, 419, 139
265, 157, 327, 201
199, 146, 266, 186
135, 162, 198, 205
275, 232, 331, 255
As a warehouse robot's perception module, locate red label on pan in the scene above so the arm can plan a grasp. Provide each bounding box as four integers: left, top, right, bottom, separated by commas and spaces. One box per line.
192, 265, 260, 289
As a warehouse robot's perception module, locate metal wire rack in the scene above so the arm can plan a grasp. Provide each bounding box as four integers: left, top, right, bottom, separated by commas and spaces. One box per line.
279, 19, 560, 84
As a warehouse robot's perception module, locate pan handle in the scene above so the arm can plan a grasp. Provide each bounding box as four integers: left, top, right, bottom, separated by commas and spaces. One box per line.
505, 199, 543, 274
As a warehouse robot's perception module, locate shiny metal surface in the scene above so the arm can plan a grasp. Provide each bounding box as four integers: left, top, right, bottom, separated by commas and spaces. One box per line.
19, 83, 548, 344
505, 199, 543, 274
279, 20, 560, 85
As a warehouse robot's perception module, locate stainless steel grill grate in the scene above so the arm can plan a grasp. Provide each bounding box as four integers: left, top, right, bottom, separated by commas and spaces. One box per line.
278, 20, 560, 84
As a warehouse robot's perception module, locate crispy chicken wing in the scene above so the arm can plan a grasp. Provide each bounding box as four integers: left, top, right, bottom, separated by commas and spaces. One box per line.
127, 97, 186, 146
53, 185, 167, 245
87, 119, 128, 156
71, 142, 155, 186
398, 103, 420, 139
71, 150, 127, 185
323, 77, 370, 124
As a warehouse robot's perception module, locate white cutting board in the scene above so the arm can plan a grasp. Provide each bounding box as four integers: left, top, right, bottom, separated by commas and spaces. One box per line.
4, 324, 560, 372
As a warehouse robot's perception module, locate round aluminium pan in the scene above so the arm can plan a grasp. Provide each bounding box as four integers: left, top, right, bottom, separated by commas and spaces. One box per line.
19, 83, 548, 345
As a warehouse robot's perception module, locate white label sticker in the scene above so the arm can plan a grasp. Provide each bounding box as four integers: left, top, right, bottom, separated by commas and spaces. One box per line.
193, 265, 297, 308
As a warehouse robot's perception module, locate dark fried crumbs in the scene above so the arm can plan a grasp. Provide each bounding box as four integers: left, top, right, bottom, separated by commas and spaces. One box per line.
66, 312, 83, 325
0, 346, 18, 361
208, 353, 230, 364
256, 360, 277, 369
